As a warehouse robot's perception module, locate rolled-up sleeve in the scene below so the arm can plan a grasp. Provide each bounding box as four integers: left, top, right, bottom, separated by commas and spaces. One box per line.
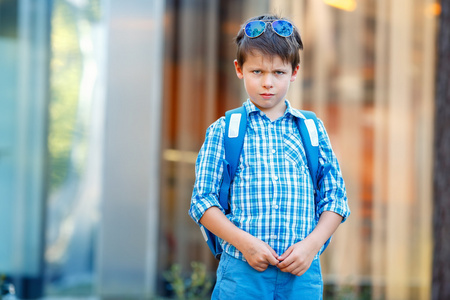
189, 118, 226, 224
316, 119, 350, 223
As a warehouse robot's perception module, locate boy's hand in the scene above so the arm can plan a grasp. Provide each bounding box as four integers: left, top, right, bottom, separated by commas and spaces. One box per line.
277, 211, 343, 276
199, 207, 279, 272
238, 235, 280, 272
276, 239, 318, 276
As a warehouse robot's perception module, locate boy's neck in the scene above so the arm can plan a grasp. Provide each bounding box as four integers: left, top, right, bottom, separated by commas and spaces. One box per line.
258, 102, 287, 122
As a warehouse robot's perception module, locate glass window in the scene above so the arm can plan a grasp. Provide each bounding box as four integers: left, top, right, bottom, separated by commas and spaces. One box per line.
44, 0, 105, 296
0, 0, 51, 298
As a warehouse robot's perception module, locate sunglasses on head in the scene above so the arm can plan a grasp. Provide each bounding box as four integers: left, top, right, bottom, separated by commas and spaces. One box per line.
244, 20, 294, 38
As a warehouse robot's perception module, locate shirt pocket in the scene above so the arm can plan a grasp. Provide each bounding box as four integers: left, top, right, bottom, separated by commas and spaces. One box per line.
283, 132, 308, 174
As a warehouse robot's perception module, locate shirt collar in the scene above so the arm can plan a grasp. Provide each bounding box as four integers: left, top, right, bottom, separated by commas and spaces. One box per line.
243, 99, 306, 119
243, 99, 259, 115
285, 100, 306, 119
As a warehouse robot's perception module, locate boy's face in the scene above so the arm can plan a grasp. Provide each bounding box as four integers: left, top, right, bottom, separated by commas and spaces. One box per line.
234, 51, 299, 119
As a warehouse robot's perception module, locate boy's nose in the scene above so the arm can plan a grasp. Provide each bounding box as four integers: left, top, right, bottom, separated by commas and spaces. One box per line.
262, 75, 273, 88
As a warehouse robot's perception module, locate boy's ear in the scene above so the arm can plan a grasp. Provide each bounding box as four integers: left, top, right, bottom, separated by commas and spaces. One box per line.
234, 60, 244, 79
290, 64, 300, 82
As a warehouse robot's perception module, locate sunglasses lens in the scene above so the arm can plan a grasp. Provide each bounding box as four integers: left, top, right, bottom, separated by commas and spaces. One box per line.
245, 21, 266, 38
272, 20, 293, 37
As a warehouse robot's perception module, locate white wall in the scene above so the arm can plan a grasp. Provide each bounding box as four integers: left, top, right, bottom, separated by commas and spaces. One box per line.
97, 0, 164, 297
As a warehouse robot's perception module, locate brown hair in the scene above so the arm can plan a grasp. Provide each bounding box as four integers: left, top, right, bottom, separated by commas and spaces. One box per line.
234, 14, 303, 72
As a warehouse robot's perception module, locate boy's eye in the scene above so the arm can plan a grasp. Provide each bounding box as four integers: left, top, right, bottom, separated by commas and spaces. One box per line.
275, 71, 285, 75
252, 70, 261, 74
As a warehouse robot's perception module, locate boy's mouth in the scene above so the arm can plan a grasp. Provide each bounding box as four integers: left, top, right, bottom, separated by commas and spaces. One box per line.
260, 93, 274, 99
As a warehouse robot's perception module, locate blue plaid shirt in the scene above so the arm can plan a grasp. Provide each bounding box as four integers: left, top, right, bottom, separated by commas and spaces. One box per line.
189, 99, 350, 261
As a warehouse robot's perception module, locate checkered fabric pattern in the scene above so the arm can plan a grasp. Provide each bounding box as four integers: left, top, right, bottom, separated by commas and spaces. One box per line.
189, 99, 350, 261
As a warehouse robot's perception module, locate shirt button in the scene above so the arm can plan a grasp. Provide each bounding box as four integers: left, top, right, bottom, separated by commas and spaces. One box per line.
271, 235, 278, 240
271, 149, 276, 154
273, 204, 279, 209
273, 175, 278, 181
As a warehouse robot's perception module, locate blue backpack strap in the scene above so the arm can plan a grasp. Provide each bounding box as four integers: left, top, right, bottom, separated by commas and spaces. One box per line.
296, 110, 333, 254
201, 105, 247, 259
218, 105, 247, 213
296, 110, 320, 191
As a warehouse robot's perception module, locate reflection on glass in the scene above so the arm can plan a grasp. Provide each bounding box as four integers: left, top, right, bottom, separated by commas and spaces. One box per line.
45, 0, 104, 296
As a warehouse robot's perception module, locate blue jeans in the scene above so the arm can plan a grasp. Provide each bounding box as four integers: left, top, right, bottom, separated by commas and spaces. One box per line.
212, 253, 323, 300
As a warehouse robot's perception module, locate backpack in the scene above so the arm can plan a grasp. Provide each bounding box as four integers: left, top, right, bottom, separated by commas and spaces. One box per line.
199, 105, 326, 259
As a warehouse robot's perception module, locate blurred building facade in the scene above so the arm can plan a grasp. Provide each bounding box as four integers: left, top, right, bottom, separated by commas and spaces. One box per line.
0, 0, 438, 299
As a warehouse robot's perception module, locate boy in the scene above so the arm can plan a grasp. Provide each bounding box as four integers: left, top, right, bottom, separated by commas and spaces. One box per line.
189, 14, 350, 299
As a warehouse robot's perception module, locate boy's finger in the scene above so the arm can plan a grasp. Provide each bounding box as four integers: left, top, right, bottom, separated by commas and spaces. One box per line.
268, 245, 279, 259
267, 255, 279, 266
278, 246, 293, 261
277, 257, 293, 269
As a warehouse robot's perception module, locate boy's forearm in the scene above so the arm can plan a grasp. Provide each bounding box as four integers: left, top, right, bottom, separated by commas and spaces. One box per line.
199, 206, 250, 250
305, 211, 343, 251
200, 206, 280, 270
